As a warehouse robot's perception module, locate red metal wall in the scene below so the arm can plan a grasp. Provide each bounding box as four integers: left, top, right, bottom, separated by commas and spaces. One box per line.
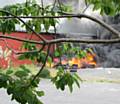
0, 32, 55, 68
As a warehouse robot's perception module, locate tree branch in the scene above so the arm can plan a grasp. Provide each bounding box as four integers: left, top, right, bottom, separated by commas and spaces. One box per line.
0, 10, 120, 37
0, 34, 120, 45
48, 38, 120, 44
0, 35, 42, 44
0, 14, 119, 37
0, 10, 47, 42
0, 38, 46, 56
29, 44, 51, 87
16, 44, 45, 55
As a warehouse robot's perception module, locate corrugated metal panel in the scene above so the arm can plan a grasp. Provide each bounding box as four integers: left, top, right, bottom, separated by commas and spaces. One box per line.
0, 32, 55, 68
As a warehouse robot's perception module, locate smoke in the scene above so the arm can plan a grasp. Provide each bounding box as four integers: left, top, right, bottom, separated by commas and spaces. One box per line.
57, 0, 102, 35
56, 0, 120, 68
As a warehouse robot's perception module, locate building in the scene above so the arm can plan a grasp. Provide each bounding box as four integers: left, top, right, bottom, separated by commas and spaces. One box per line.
0, 31, 55, 68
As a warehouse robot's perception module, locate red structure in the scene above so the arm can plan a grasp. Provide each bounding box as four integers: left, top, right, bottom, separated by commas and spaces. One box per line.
0, 32, 55, 68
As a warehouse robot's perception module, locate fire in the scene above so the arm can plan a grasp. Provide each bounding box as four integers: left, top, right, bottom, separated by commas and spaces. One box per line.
68, 57, 82, 68
46, 50, 97, 69
81, 53, 97, 68
63, 52, 97, 68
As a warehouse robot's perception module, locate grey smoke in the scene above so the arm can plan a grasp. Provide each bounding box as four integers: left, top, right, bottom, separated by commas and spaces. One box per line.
57, 0, 120, 68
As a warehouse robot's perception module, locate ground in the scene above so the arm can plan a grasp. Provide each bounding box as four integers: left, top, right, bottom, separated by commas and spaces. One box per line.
0, 80, 120, 104
39, 80, 120, 104
0, 68, 120, 104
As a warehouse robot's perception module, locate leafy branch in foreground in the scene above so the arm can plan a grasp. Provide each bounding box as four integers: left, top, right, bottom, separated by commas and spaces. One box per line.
0, 66, 44, 104
86, 0, 120, 16
51, 66, 82, 93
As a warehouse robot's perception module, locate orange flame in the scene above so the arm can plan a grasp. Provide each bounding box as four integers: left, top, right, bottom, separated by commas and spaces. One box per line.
68, 52, 97, 68
46, 52, 97, 69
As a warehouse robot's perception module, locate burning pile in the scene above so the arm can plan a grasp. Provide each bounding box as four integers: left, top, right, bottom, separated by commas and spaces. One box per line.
46, 48, 97, 69
61, 52, 97, 69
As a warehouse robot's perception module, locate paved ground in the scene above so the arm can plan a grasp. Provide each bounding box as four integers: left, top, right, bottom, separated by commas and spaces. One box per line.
0, 68, 120, 104
0, 80, 120, 104
78, 68, 120, 82
39, 80, 120, 104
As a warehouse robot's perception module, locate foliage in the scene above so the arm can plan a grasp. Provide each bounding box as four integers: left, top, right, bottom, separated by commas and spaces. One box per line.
54, 43, 92, 59
86, 0, 120, 16
0, 0, 72, 34
0, 66, 44, 104
0, 64, 81, 103
38, 68, 50, 79
51, 66, 82, 93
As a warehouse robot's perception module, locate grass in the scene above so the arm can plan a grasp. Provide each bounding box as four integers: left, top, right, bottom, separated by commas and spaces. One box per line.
82, 77, 120, 84
1, 65, 120, 84
0, 64, 51, 79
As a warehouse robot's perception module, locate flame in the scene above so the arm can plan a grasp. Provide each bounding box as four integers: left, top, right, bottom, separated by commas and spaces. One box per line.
46, 51, 97, 69
81, 53, 97, 68
68, 58, 82, 68
68, 52, 97, 68
61, 60, 68, 65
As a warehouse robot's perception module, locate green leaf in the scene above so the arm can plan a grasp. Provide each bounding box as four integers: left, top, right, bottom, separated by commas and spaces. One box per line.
0, 75, 8, 88
47, 56, 52, 63
37, 52, 46, 63
18, 54, 26, 60
67, 75, 74, 93
31, 81, 38, 87
15, 70, 28, 78
39, 69, 50, 79
58, 79, 65, 91
49, 18, 55, 26
74, 73, 83, 82
6, 70, 14, 75
54, 50, 60, 57
68, 83, 73, 93
73, 75, 80, 88
7, 87, 13, 95
36, 91, 44, 97
44, 19, 50, 32
79, 50, 87, 58
20, 65, 31, 73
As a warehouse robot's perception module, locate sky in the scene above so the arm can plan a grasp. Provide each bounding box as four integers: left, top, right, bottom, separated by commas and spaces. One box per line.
0, 0, 25, 8
0, 0, 53, 8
